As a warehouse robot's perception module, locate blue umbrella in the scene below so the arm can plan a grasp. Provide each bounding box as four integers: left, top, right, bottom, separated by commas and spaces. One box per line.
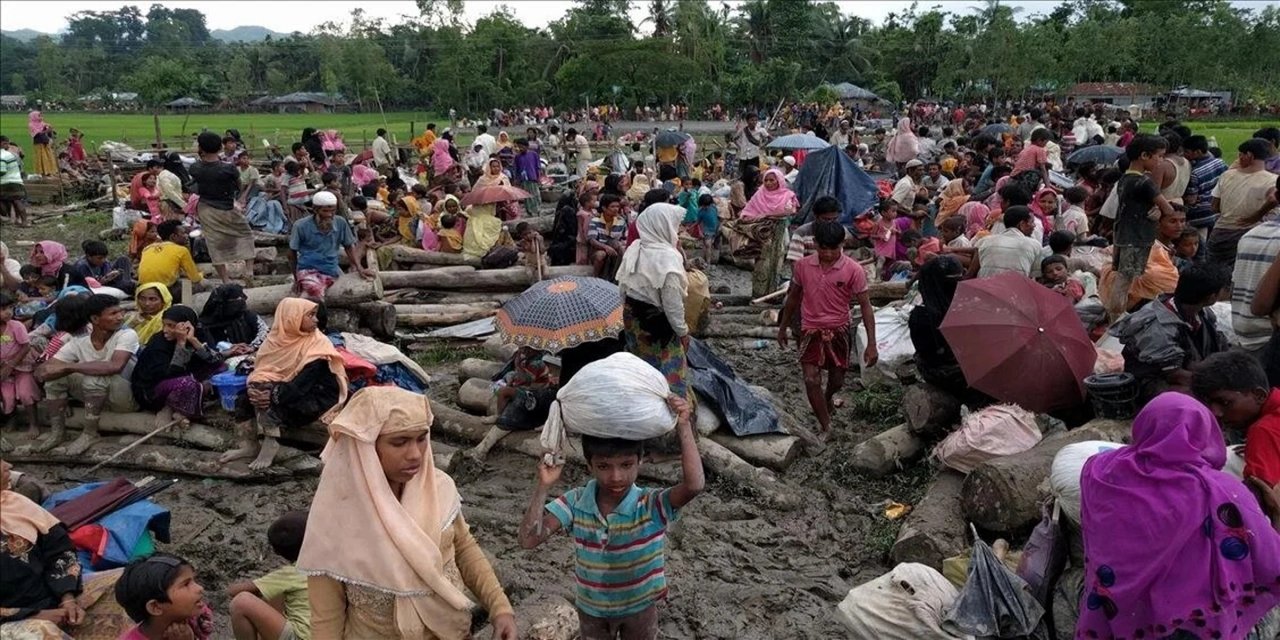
767, 134, 831, 151
654, 130, 691, 147
980, 123, 1013, 137
1067, 145, 1125, 167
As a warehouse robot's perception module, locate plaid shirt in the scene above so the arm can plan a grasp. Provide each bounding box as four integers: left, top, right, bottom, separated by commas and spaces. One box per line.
1184, 155, 1229, 227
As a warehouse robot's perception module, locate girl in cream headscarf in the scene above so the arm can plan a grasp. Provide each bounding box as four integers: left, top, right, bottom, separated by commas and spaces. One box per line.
298, 388, 517, 640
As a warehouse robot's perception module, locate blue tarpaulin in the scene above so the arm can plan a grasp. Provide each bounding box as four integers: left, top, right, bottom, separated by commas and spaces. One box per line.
687, 338, 783, 436
44, 482, 171, 570
791, 146, 880, 225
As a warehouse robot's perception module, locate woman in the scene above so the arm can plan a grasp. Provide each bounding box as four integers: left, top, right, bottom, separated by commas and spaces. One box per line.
131, 305, 225, 428
131, 172, 162, 219
618, 204, 692, 401
961, 201, 994, 240
298, 388, 517, 640
1077, 393, 1280, 640
28, 241, 72, 286
199, 284, 268, 356
548, 191, 580, 266
27, 111, 56, 177
474, 158, 510, 188
1100, 207, 1182, 312
126, 282, 173, 345
738, 168, 798, 297
625, 172, 653, 204
221, 298, 347, 470
884, 117, 919, 169
1030, 187, 1059, 237
461, 199, 508, 261
1, 459, 83, 637
157, 152, 189, 221
936, 179, 970, 224
738, 168, 798, 221
431, 138, 455, 184
128, 220, 160, 263
907, 256, 986, 405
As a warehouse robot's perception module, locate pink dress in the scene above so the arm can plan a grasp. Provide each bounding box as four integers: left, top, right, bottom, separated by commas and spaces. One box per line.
872, 219, 899, 260
0, 319, 38, 413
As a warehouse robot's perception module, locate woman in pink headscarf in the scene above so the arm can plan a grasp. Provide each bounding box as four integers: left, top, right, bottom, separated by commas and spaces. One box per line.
1077, 392, 1280, 640
739, 168, 798, 220
884, 117, 919, 170
960, 201, 993, 240
430, 138, 455, 179
738, 168, 798, 297
27, 111, 56, 176
29, 241, 72, 284
1029, 187, 1059, 237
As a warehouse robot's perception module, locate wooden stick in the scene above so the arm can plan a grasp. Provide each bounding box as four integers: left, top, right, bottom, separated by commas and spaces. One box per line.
84, 418, 182, 476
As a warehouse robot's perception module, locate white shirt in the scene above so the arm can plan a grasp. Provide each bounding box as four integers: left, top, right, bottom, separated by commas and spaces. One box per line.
735, 124, 767, 160
573, 134, 592, 161
474, 133, 497, 159
54, 328, 139, 379
891, 176, 920, 210
975, 228, 1043, 278
1057, 205, 1089, 236
372, 136, 394, 167
0, 148, 22, 185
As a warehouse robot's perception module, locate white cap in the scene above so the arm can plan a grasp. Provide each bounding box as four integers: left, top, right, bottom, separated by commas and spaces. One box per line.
904, 159, 924, 169
312, 191, 338, 207
782, 155, 796, 166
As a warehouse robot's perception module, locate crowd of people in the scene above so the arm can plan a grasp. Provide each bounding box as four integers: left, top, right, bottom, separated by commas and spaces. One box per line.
1, 93, 1279, 639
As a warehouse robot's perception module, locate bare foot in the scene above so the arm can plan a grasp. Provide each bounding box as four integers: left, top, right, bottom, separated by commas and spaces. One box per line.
0, 436, 11, 453
26, 424, 40, 438
247, 438, 280, 471
154, 406, 176, 430
464, 446, 490, 462
219, 443, 260, 465
33, 428, 66, 453
63, 431, 101, 456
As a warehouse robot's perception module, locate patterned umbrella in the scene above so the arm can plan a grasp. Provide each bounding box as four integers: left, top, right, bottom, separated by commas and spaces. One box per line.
496, 276, 624, 353
461, 184, 532, 207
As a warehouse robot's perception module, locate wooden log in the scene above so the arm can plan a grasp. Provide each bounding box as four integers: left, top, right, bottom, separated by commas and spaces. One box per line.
190, 273, 383, 315
904, 383, 962, 440
482, 334, 517, 362
457, 378, 495, 415
707, 432, 803, 473
700, 323, 777, 339
891, 470, 968, 570
6, 442, 320, 480
459, 358, 504, 381
866, 281, 909, 303
353, 301, 397, 339
849, 423, 925, 478
960, 418, 1132, 534
379, 266, 593, 291
502, 214, 554, 234
399, 311, 498, 327
696, 438, 796, 508
394, 303, 501, 315
387, 244, 483, 267
324, 308, 361, 333
63, 409, 230, 450
385, 290, 519, 305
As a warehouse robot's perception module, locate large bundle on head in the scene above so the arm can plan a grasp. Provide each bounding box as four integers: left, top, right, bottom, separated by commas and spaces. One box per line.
539, 352, 676, 462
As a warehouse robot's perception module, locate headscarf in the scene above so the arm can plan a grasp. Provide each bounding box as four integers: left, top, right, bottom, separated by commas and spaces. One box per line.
1078, 393, 1280, 639
129, 283, 173, 345
617, 204, 688, 298
461, 204, 502, 259
249, 298, 348, 422
1030, 187, 1059, 234
497, 131, 511, 148
914, 256, 963, 321
739, 168, 799, 220
129, 220, 155, 259
162, 151, 190, 186
431, 138, 455, 176
937, 180, 969, 222
27, 111, 47, 137
200, 284, 259, 345
296, 388, 473, 640
885, 117, 919, 164
1, 478, 61, 545
31, 241, 68, 277
132, 305, 204, 396
475, 159, 510, 188
626, 174, 653, 202
985, 175, 1012, 210
960, 201, 992, 239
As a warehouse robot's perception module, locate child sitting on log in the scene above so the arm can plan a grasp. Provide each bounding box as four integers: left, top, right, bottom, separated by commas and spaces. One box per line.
778, 221, 878, 438
467, 348, 559, 461
227, 511, 311, 640
1192, 351, 1280, 489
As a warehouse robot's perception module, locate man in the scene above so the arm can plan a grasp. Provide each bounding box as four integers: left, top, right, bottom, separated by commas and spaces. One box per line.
474, 124, 498, 159
780, 156, 799, 186
288, 190, 373, 300
1182, 134, 1229, 237
829, 120, 852, 150
734, 113, 768, 189
371, 128, 395, 176
915, 126, 939, 165
0, 135, 28, 226
191, 131, 254, 286
968, 206, 1044, 278
569, 128, 592, 178
921, 162, 950, 199
34, 294, 139, 454
138, 220, 204, 291
1207, 138, 1279, 268
891, 159, 928, 212
1232, 219, 1280, 355
513, 137, 541, 218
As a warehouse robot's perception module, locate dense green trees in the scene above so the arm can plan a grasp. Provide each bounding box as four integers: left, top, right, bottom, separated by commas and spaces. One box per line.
2, 0, 1277, 112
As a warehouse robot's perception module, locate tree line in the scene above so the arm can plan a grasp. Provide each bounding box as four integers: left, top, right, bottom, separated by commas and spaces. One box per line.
2, 0, 1278, 115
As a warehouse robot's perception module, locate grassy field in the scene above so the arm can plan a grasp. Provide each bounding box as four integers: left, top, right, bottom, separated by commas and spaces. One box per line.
1140, 120, 1273, 163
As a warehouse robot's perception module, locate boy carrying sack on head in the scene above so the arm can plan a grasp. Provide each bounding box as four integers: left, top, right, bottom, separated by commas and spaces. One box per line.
227, 510, 310, 640
518, 395, 704, 640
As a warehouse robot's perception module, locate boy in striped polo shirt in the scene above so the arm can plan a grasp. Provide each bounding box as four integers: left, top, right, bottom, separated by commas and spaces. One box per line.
519, 396, 704, 640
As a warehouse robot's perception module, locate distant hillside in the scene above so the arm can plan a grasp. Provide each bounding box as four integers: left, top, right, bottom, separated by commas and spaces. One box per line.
210, 26, 288, 42
2, 29, 55, 42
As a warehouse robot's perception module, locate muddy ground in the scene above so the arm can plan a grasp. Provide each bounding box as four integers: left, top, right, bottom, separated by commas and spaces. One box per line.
6, 210, 936, 638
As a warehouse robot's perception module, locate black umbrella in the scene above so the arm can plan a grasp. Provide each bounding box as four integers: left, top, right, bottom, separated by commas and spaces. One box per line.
1066, 145, 1125, 167
654, 130, 691, 147
980, 123, 1013, 137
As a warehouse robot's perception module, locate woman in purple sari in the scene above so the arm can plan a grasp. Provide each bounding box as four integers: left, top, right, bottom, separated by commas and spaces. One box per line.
1078, 392, 1280, 639
130, 305, 226, 428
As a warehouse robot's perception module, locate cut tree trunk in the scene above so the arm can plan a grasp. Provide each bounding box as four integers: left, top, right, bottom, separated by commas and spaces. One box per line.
849, 423, 925, 478
353, 301, 397, 339
891, 470, 968, 570
503, 215, 554, 234
457, 378, 496, 415
458, 358, 504, 381
696, 438, 797, 508
61, 409, 230, 450
387, 244, 483, 267
190, 273, 383, 315
707, 432, 802, 473
399, 311, 499, 327
961, 418, 1132, 534
700, 323, 777, 339
324, 308, 361, 333
7, 442, 319, 480
394, 303, 501, 315
482, 334, 517, 362
379, 266, 592, 290
904, 383, 963, 440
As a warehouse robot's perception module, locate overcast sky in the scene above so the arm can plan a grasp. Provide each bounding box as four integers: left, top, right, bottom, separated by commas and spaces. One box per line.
6, 0, 1271, 34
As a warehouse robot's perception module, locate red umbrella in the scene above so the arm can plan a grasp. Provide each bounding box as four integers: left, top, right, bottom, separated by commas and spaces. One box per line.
461, 184, 531, 207
939, 272, 1096, 413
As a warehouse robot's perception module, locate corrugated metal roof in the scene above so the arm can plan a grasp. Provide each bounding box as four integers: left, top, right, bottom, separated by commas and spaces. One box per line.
271, 92, 350, 106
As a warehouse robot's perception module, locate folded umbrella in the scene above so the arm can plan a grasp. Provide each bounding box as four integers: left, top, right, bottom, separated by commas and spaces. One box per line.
461, 184, 532, 207
767, 134, 831, 151
940, 273, 1096, 413
496, 276, 624, 353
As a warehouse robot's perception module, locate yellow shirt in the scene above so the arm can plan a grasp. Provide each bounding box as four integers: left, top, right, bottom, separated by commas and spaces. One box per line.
438, 229, 463, 253
137, 242, 203, 286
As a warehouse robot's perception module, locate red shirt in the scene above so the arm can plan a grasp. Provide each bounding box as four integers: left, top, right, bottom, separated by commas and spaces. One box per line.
1245, 388, 1280, 486
1013, 143, 1048, 175
791, 253, 867, 331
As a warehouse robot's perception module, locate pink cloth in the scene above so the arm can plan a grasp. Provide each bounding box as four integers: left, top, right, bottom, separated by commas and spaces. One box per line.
32, 241, 67, 277
961, 202, 992, 238
884, 117, 919, 164
26, 111, 46, 137
1029, 187, 1058, 235
1012, 143, 1048, 174
791, 253, 866, 330
352, 163, 378, 188
872, 218, 899, 259
1, 319, 36, 413
295, 269, 336, 299
740, 168, 799, 220
420, 226, 440, 251
431, 139, 455, 176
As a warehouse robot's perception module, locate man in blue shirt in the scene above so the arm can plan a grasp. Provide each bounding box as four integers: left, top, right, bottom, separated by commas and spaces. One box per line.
1182, 134, 1228, 236
287, 190, 373, 299
513, 137, 541, 218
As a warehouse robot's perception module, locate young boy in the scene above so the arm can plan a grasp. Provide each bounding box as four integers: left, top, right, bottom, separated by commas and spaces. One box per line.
518, 396, 703, 640
1173, 228, 1201, 272
71, 240, 136, 294
1107, 134, 1174, 317
1192, 351, 1280, 489
1040, 255, 1085, 302
695, 193, 720, 266
515, 221, 546, 280
778, 221, 878, 436
115, 553, 211, 640
1057, 186, 1090, 239
228, 511, 311, 640
1012, 128, 1052, 190
437, 214, 464, 254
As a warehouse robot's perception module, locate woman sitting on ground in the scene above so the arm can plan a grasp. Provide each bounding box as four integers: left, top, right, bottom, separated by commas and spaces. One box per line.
220, 298, 347, 471
298, 387, 518, 640
199, 284, 268, 356
132, 305, 226, 429
27, 241, 73, 288
125, 282, 173, 345
1077, 393, 1280, 640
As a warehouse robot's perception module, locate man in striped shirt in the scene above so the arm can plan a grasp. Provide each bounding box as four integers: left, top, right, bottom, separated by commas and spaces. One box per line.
519, 397, 704, 640
1182, 135, 1229, 236
1232, 220, 1280, 355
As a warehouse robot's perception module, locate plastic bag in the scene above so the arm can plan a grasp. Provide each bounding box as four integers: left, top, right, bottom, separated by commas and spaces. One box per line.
855, 302, 917, 379
834, 563, 973, 640
112, 206, 144, 230
943, 527, 1047, 639
1047, 441, 1125, 524
1016, 502, 1067, 621
934, 404, 1042, 474
540, 353, 676, 462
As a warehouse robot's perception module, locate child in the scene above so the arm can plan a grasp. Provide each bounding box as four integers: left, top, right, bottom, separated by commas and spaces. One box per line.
1173, 228, 1200, 272
518, 396, 704, 640
1058, 186, 1090, 238
907, 229, 941, 269
695, 193, 720, 266
1191, 351, 1280, 488
778, 221, 878, 436
15, 275, 59, 321
437, 214, 463, 254
228, 511, 311, 640
1041, 255, 1085, 302
72, 240, 136, 295
515, 221, 546, 279
1109, 134, 1174, 317
576, 191, 598, 266
0, 293, 39, 434
115, 553, 212, 640
16, 265, 43, 302
872, 200, 901, 280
